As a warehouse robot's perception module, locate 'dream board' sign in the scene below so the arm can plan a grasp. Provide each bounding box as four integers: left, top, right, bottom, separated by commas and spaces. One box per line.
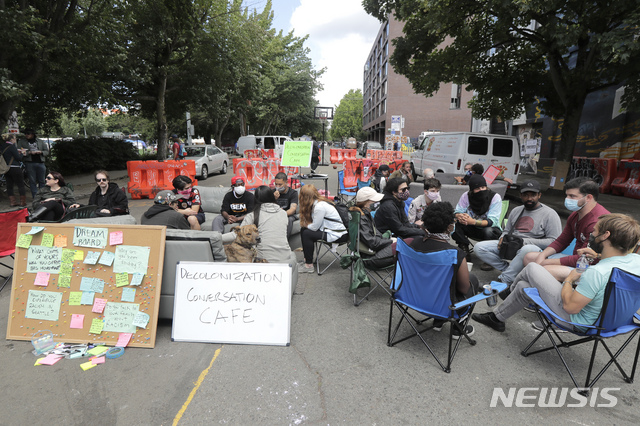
172, 262, 292, 346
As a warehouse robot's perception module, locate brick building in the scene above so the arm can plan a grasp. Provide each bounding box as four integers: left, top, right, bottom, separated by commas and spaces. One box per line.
362, 15, 474, 142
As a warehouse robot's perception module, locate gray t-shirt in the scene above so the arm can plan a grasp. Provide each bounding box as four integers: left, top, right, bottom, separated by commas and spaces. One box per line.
502, 203, 562, 249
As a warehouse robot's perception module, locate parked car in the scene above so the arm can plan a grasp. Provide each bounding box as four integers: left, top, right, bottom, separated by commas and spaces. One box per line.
345, 138, 358, 149
360, 141, 383, 157
184, 145, 229, 180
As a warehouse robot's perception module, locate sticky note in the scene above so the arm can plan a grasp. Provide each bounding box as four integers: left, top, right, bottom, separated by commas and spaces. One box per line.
132, 311, 150, 329
92, 298, 107, 313
87, 345, 108, 356
41, 233, 54, 247
16, 234, 33, 248
70, 314, 85, 329
115, 272, 129, 287
39, 354, 64, 365
89, 318, 104, 334
98, 251, 115, 267
69, 291, 82, 306
74, 250, 84, 260
59, 263, 73, 276
83, 251, 100, 265
116, 333, 132, 347
130, 273, 144, 287
54, 234, 68, 247
91, 356, 106, 365
34, 358, 44, 366
80, 361, 97, 371
34, 272, 50, 287
109, 231, 124, 246
25, 226, 45, 235
121, 288, 136, 303
80, 291, 95, 305
61, 249, 76, 262
58, 275, 72, 288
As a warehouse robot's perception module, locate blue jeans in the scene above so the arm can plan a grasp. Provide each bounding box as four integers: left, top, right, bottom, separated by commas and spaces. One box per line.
25, 162, 46, 197
475, 242, 543, 285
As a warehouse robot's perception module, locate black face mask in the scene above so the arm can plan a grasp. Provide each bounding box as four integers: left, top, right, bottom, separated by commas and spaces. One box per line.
369, 202, 380, 211
523, 200, 538, 210
589, 234, 605, 254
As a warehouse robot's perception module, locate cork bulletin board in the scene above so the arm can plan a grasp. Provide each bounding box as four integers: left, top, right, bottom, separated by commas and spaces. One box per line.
6, 223, 166, 348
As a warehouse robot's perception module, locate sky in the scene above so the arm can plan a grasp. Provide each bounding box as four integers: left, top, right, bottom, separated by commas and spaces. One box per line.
250, 0, 381, 110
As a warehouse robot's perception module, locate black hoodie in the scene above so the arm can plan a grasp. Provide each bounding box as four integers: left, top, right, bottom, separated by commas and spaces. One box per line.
141, 205, 190, 229
374, 193, 425, 238
89, 182, 129, 216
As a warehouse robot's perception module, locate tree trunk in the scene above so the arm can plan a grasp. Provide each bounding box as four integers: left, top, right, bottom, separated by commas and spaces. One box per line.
555, 98, 586, 162
156, 71, 168, 161
0, 99, 16, 124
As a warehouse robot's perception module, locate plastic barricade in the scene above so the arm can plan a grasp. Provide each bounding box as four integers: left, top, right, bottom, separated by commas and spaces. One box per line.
342, 159, 360, 188
232, 158, 300, 189
244, 149, 277, 160
611, 160, 640, 196
329, 149, 357, 164
366, 149, 403, 161
127, 160, 197, 199
571, 157, 617, 194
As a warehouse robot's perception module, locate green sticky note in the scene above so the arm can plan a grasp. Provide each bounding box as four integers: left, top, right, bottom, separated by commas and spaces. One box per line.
280, 141, 312, 167
58, 275, 72, 288
59, 263, 73, 276
115, 272, 129, 287
89, 319, 104, 335
41, 233, 54, 247
62, 249, 76, 263
16, 234, 33, 249
87, 345, 107, 356
69, 291, 82, 306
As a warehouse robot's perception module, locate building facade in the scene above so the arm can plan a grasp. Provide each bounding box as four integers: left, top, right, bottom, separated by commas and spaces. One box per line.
362, 15, 474, 142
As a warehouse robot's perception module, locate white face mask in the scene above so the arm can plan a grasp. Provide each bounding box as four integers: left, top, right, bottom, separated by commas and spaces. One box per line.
234, 185, 246, 196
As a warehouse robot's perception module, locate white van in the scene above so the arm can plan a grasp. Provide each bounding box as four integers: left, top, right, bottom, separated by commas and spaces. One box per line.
410, 132, 521, 182
236, 135, 292, 157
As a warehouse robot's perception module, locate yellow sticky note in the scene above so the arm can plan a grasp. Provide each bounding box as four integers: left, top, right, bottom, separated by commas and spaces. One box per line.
41, 233, 54, 247
80, 361, 97, 371
69, 291, 82, 306
89, 318, 104, 334
34, 358, 45, 366
61, 249, 76, 262
59, 263, 73, 276
58, 275, 72, 288
87, 345, 108, 356
54, 234, 68, 247
115, 272, 129, 287
74, 250, 84, 260
16, 234, 33, 249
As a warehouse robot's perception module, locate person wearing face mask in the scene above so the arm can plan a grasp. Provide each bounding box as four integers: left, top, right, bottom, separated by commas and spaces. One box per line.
88, 170, 129, 216
452, 174, 503, 259
171, 175, 204, 230
272, 172, 298, 237
473, 214, 640, 333
522, 177, 610, 283
474, 180, 562, 283
349, 187, 397, 269
454, 163, 474, 184
374, 178, 426, 239
408, 178, 442, 225
212, 176, 255, 233
410, 201, 480, 338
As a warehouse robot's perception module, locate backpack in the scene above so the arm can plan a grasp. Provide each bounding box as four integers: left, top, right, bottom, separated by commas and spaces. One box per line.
326, 201, 350, 231
179, 143, 186, 157
0, 146, 14, 175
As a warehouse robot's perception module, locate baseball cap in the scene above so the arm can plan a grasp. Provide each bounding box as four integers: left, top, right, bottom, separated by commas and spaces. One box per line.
468, 174, 487, 191
154, 190, 179, 205
231, 176, 244, 185
378, 164, 390, 172
520, 180, 541, 193
24, 129, 36, 135
170, 134, 178, 138
356, 186, 384, 203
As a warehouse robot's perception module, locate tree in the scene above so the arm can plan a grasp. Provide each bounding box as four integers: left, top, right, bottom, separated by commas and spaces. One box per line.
83, 109, 107, 137
363, 0, 640, 161
330, 89, 366, 141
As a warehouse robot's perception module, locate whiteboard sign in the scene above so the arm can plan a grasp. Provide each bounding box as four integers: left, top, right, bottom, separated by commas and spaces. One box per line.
172, 261, 292, 346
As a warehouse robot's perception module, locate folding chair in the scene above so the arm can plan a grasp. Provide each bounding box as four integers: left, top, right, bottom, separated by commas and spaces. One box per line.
388, 239, 506, 372
60, 205, 98, 222
343, 211, 395, 306
521, 268, 640, 393
0, 207, 29, 292
336, 170, 356, 203
314, 211, 350, 275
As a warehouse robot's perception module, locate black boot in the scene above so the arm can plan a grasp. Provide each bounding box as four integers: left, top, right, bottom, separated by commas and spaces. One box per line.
28, 206, 49, 222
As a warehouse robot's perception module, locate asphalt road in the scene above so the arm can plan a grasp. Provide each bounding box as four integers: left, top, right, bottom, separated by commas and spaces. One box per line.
1, 149, 640, 425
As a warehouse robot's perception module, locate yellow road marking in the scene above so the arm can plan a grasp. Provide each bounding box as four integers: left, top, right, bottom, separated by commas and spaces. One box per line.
173, 347, 222, 425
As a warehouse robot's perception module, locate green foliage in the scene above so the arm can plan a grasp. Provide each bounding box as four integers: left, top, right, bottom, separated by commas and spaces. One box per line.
59, 113, 82, 137
50, 138, 139, 176
363, 0, 640, 161
83, 109, 107, 137
330, 89, 366, 141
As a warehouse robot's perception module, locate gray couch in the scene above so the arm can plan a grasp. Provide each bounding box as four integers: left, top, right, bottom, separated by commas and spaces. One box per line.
409, 180, 508, 207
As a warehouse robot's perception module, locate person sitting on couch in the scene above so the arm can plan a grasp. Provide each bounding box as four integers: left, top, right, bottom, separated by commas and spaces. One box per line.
172, 175, 204, 230
89, 170, 129, 217
141, 190, 190, 229
212, 176, 255, 233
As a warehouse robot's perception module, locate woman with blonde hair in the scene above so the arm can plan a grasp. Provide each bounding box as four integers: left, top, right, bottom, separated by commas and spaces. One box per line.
298, 184, 348, 273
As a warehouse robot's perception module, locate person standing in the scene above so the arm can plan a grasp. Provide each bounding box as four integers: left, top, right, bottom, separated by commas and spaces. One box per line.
2, 133, 27, 206
17, 129, 49, 197
171, 134, 181, 160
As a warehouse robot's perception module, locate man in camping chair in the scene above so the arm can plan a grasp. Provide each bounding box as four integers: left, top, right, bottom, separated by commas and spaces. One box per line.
473, 214, 640, 332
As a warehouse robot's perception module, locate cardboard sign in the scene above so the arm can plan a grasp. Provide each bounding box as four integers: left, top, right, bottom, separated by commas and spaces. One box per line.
280, 141, 312, 167
550, 161, 571, 190
172, 262, 292, 346
483, 165, 501, 185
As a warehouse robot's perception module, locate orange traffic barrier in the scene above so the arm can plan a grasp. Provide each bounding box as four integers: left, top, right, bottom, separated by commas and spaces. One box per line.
571, 157, 618, 194
611, 160, 640, 198
232, 158, 300, 189
330, 149, 357, 164
244, 149, 277, 159
127, 160, 197, 199
366, 149, 402, 161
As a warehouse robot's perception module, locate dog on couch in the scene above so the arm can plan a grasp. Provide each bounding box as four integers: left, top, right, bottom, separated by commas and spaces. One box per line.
224, 224, 268, 263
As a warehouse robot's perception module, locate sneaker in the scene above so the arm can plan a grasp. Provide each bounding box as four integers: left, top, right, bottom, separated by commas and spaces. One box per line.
432, 319, 446, 332
299, 263, 315, 274
452, 324, 475, 340
472, 312, 506, 332
480, 262, 494, 271
531, 320, 568, 333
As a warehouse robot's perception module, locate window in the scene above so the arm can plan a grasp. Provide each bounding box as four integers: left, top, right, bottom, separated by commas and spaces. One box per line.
384, 61, 388, 77
468, 137, 488, 155
385, 42, 388, 57
263, 137, 275, 149
385, 22, 389, 38
450, 84, 461, 109
493, 138, 513, 157
382, 99, 386, 114
207, 146, 215, 155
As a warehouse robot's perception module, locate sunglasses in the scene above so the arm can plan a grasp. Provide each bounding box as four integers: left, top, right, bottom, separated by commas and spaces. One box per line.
399, 187, 409, 193
96, 178, 108, 182
45, 176, 55, 180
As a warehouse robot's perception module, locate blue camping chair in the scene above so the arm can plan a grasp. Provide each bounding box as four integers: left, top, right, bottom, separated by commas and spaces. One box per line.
336, 170, 357, 203
521, 268, 640, 393
388, 239, 506, 373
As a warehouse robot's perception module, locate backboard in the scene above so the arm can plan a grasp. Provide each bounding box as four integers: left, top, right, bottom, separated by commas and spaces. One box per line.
314, 106, 334, 120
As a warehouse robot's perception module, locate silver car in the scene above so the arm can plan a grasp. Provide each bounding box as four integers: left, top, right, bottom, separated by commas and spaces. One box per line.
184, 145, 229, 180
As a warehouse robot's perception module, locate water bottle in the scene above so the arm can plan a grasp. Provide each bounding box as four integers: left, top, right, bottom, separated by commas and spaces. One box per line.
576, 254, 589, 274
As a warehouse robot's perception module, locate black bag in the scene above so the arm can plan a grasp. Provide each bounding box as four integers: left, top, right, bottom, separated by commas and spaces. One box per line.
331, 202, 350, 230
498, 234, 524, 260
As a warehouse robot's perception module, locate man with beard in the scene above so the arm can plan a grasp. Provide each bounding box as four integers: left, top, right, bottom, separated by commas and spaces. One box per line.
474, 180, 562, 283
452, 174, 503, 259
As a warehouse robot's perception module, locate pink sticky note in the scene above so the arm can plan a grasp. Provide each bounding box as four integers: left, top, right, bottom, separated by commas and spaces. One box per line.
109, 231, 124, 246
116, 333, 132, 347
70, 314, 85, 329
34, 272, 51, 287
39, 354, 64, 365
92, 298, 107, 314
91, 356, 106, 365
